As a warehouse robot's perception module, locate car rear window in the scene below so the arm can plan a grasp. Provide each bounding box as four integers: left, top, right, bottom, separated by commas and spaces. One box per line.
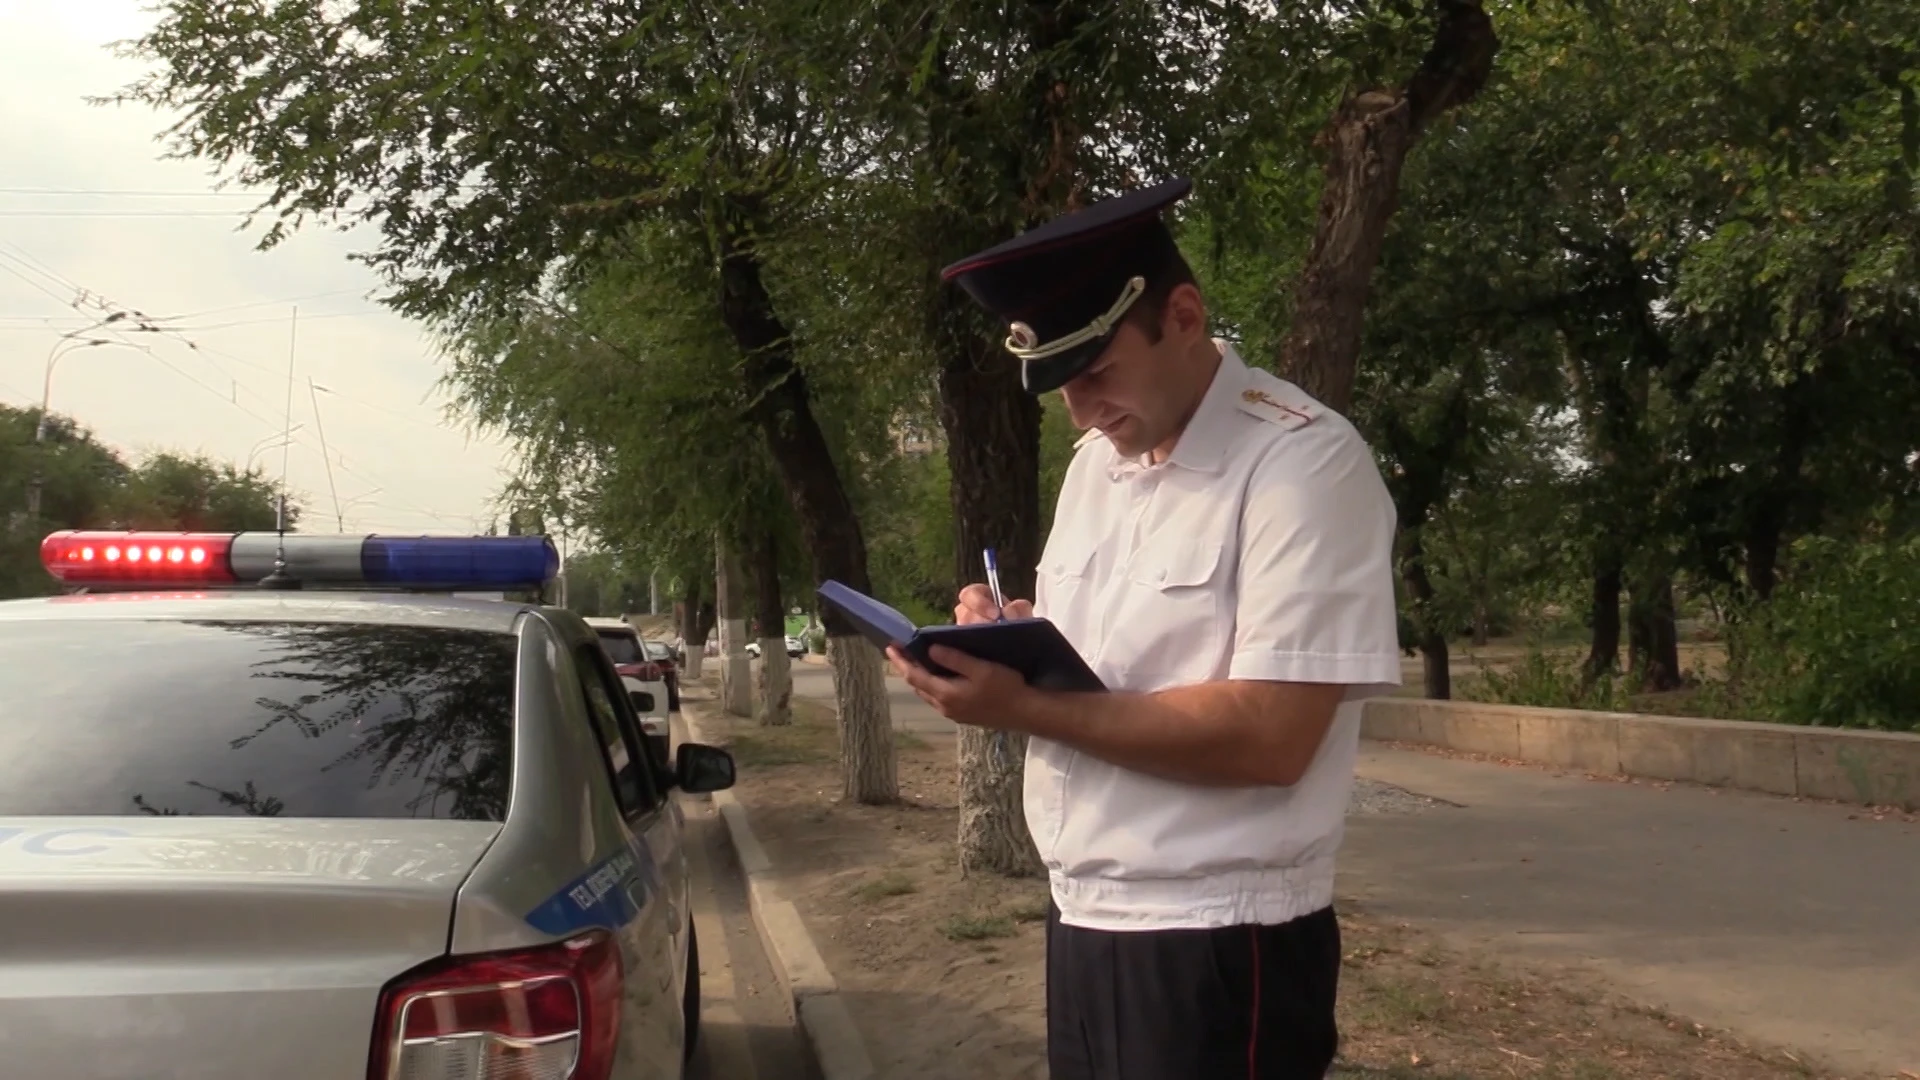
643, 641, 671, 662
0, 619, 517, 821
596, 630, 642, 665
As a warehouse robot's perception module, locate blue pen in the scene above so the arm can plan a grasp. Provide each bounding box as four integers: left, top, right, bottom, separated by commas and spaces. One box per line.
983, 548, 1013, 770
983, 548, 1008, 622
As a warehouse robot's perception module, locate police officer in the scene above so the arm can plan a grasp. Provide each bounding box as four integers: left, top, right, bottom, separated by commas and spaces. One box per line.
885, 177, 1402, 1079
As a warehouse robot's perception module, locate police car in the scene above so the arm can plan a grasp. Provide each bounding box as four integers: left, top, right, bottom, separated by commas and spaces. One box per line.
0, 529, 735, 1080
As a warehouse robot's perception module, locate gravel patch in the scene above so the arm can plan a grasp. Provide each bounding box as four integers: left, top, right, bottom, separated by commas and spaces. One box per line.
1349, 777, 1454, 815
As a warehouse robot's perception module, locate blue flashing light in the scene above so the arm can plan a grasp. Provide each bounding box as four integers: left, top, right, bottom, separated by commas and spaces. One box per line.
360, 535, 559, 589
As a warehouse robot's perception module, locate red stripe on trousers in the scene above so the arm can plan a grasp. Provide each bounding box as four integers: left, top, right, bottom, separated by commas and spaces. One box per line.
1247, 927, 1262, 1077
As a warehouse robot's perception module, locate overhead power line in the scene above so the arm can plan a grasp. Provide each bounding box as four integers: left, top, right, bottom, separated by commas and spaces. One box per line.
0, 210, 253, 218
0, 186, 263, 198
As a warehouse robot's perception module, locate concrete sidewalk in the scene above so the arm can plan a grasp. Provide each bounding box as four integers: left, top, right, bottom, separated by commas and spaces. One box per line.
1342, 745, 1918, 1077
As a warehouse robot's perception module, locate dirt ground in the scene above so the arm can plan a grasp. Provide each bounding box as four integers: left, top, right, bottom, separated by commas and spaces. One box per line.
693, 694, 1873, 1080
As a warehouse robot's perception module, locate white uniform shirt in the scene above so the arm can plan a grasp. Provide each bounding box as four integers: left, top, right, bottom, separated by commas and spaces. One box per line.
1028, 340, 1401, 931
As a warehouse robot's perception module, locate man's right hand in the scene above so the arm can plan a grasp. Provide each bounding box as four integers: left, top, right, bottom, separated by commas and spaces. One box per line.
956, 584, 1034, 625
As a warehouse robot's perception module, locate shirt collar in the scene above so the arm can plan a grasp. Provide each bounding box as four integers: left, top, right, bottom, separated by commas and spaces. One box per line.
1104, 339, 1248, 479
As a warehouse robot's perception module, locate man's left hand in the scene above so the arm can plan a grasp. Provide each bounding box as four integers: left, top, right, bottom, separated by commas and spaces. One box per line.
886, 644, 1032, 731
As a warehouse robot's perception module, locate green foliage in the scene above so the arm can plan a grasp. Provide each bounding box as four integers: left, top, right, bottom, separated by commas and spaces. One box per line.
560, 548, 653, 619
1710, 533, 1920, 732
1, 405, 293, 600
116, 0, 1918, 733
110, 452, 285, 533
1467, 651, 1625, 713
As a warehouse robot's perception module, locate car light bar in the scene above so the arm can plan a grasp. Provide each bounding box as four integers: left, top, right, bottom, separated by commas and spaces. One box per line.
39, 532, 238, 586
40, 531, 559, 591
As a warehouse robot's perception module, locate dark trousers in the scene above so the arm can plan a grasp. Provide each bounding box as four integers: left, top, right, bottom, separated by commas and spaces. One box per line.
1045, 903, 1341, 1080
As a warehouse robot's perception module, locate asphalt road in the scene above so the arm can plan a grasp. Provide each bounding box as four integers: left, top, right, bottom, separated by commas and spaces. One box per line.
679, 783, 819, 1080
787, 658, 957, 740
1342, 744, 1920, 1077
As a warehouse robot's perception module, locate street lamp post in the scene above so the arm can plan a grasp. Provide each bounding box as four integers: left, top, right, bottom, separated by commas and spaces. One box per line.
336, 489, 384, 533
244, 426, 306, 473
26, 318, 128, 518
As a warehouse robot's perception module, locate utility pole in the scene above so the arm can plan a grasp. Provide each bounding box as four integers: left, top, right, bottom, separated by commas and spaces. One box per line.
308, 378, 343, 531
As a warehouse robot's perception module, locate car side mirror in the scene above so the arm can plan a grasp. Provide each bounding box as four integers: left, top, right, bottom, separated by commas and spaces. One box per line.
675, 742, 736, 795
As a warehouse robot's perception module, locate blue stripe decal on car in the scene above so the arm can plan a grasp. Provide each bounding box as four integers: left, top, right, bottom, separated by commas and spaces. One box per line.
525, 846, 646, 935
524, 833, 665, 936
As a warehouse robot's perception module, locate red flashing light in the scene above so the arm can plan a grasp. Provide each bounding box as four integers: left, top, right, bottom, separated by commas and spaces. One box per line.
366, 931, 622, 1080
40, 531, 237, 586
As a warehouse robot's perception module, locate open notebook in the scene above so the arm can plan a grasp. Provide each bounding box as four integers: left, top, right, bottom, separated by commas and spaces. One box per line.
816, 580, 1106, 693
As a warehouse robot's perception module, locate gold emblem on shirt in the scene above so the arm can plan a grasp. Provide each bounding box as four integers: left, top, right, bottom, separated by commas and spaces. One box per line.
1240, 388, 1316, 425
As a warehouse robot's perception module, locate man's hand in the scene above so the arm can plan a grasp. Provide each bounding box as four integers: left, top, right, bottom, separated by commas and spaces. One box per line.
886, 643, 1034, 730
955, 583, 1034, 625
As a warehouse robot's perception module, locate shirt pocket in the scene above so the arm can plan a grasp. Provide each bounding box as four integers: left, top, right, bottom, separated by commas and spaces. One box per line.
1035, 535, 1098, 621
1114, 539, 1228, 686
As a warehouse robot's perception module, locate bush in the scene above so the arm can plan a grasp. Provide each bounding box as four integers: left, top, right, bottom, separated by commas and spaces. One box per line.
1464, 649, 1624, 712
1713, 534, 1920, 732
803, 626, 826, 654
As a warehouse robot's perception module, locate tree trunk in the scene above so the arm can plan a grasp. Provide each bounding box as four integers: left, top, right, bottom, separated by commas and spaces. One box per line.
826, 634, 897, 804
1744, 518, 1782, 602
1584, 556, 1622, 684
1276, 0, 1498, 410
677, 580, 707, 681
936, 296, 1045, 877
1470, 544, 1492, 647
752, 527, 792, 727
1398, 530, 1450, 700
1743, 387, 1810, 602
697, 598, 716, 652
713, 196, 895, 802
1628, 572, 1682, 692
716, 537, 751, 717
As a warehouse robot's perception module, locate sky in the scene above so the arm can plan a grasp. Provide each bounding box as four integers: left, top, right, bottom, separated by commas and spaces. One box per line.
0, 2, 516, 536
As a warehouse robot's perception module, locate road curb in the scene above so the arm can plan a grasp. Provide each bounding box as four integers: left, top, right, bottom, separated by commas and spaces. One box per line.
685, 704, 878, 1080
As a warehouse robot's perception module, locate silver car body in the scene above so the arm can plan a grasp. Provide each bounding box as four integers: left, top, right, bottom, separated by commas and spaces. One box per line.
0, 591, 697, 1080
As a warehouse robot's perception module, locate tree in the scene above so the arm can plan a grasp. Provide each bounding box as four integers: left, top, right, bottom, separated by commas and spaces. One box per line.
112, 453, 287, 533
117, 0, 901, 803
1, 406, 128, 598
2, 406, 293, 599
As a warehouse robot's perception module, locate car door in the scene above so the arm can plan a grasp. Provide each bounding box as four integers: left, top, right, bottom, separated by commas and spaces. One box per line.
595, 643, 691, 997
570, 642, 687, 1078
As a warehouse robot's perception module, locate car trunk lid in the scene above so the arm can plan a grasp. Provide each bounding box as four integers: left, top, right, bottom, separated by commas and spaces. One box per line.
0, 817, 499, 1080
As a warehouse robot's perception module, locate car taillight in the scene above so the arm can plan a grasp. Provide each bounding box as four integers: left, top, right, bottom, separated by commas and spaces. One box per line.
366, 931, 621, 1080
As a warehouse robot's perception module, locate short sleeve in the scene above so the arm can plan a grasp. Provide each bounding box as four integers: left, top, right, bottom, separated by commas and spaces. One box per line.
1226, 424, 1403, 698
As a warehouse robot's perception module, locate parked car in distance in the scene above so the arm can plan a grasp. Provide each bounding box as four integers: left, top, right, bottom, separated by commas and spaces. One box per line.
586, 617, 673, 769
743, 635, 806, 659
639, 637, 681, 712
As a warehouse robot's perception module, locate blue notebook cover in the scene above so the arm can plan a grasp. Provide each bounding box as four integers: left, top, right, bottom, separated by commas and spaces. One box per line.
816, 580, 1106, 693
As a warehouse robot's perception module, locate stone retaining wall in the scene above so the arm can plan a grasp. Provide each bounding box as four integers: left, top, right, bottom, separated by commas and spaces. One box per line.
1362, 698, 1920, 810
